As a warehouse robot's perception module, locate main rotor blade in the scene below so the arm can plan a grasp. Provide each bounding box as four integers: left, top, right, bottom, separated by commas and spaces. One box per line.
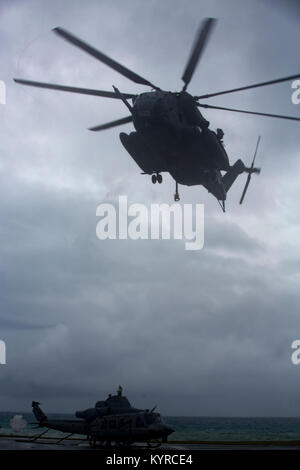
197, 103, 300, 122
182, 18, 217, 91
89, 115, 133, 132
14, 79, 136, 100
112, 85, 133, 113
195, 73, 300, 99
53, 27, 159, 89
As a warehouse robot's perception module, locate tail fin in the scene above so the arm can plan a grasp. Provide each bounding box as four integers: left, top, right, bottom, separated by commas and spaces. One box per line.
222, 159, 245, 193
32, 401, 48, 423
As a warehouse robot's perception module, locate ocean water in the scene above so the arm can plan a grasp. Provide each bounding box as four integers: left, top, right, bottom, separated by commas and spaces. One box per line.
166, 417, 300, 441
2, 412, 300, 441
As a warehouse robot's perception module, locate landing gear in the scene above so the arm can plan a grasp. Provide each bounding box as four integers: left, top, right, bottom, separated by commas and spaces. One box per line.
89, 438, 110, 448
151, 173, 163, 184
174, 181, 180, 201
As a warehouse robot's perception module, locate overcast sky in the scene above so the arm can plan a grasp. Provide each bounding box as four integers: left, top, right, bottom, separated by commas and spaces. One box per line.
0, 0, 300, 416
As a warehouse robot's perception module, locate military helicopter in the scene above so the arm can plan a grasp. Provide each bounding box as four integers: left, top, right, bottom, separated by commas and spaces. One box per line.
14, 18, 300, 211
31, 387, 174, 448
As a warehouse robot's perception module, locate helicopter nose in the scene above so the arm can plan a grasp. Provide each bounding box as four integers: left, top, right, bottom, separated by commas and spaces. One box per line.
149, 423, 174, 436
161, 424, 174, 443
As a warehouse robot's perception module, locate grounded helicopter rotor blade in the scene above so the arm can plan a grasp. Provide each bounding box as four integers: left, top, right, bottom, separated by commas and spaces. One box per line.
53, 27, 159, 90
197, 103, 300, 122
195, 73, 300, 99
88, 115, 133, 132
182, 18, 217, 92
240, 136, 261, 205
14, 79, 136, 100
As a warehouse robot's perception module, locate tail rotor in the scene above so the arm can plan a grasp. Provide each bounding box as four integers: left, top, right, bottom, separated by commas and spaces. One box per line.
239, 136, 261, 205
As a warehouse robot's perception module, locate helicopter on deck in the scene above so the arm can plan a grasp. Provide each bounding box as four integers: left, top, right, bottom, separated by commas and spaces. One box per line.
14, 19, 300, 211
31, 386, 174, 448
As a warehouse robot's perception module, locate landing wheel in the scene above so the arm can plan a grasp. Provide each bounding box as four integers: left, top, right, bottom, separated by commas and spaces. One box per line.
157, 174, 162, 184
152, 174, 157, 184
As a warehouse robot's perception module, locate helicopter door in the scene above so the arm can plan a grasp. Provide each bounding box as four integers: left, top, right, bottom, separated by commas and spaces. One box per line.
135, 415, 146, 437
136, 416, 145, 427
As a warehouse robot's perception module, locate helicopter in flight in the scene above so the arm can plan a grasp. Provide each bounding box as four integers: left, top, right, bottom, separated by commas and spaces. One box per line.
31, 387, 174, 448
14, 18, 300, 211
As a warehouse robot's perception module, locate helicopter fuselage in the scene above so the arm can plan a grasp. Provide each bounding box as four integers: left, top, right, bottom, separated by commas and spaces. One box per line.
33, 400, 173, 447
39, 411, 171, 439
120, 90, 231, 199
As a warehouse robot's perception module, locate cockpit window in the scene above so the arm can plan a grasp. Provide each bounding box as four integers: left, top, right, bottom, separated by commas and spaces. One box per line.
145, 413, 162, 425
